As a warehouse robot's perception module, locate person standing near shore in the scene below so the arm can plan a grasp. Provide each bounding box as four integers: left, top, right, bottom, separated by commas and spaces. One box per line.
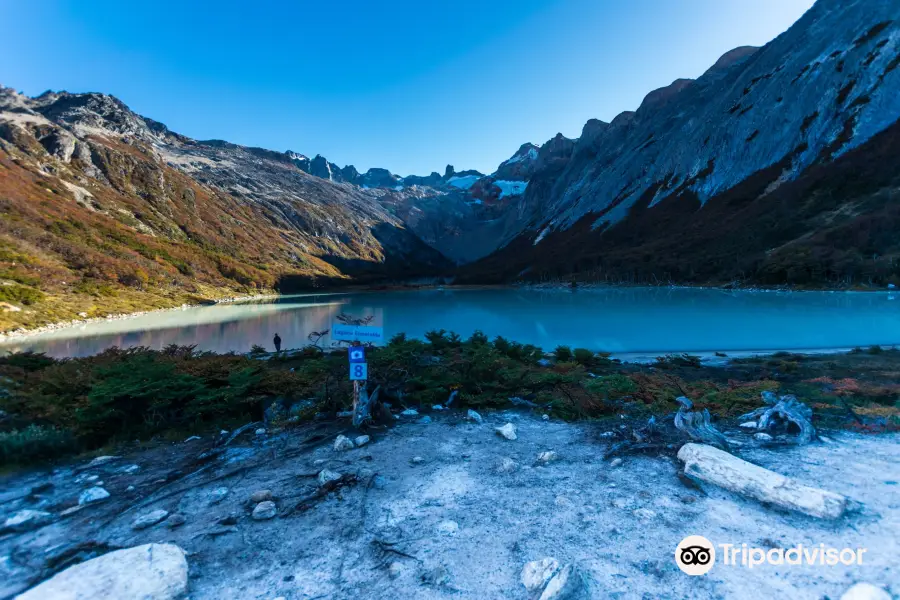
273, 333, 282, 352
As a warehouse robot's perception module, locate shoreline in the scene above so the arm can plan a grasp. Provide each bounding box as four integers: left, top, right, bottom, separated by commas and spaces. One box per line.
0, 293, 279, 343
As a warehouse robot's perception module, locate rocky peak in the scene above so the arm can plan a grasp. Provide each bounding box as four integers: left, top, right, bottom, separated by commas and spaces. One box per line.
703, 46, 760, 76
493, 142, 540, 181
637, 78, 695, 113
444, 164, 455, 179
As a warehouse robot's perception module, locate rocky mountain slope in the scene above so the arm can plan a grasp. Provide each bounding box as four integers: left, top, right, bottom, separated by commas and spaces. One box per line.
462, 0, 900, 287
0, 89, 453, 330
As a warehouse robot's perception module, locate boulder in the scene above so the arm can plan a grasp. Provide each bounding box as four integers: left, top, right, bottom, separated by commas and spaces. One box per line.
250, 489, 273, 503
2, 510, 52, 533
334, 435, 355, 451
252, 501, 277, 520
132, 509, 169, 530
165, 514, 186, 529
840, 583, 892, 600
466, 409, 483, 424
521, 558, 560, 592
16, 543, 188, 600
78, 487, 110, 505
318, 470, 342, 485
495, 423, 518, 441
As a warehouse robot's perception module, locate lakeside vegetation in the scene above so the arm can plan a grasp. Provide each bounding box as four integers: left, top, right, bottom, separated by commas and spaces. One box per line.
1, 332, 898, 466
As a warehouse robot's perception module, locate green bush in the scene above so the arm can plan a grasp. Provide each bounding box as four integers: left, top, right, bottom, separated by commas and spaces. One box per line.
0, 283, 45, 306
554, 345, 573, 362
573, 348, 594, 365
0, 425, 77, 464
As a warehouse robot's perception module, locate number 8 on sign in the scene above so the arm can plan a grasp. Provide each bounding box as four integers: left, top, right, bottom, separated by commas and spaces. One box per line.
350, 362, 368, 381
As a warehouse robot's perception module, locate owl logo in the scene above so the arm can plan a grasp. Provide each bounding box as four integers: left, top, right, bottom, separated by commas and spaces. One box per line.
675, 536, 716, 575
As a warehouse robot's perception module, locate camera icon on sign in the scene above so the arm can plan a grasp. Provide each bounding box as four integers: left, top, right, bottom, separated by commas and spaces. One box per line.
675, 536, 716, 575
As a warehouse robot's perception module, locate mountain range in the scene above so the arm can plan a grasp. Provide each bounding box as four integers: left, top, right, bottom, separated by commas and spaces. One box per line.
2, 0, 900, 330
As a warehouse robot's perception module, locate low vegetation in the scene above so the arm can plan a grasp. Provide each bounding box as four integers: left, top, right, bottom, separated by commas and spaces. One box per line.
1, 333, 898, 466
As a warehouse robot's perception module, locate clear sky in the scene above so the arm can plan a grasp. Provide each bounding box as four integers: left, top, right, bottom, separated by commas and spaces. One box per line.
1, 0, 815, 176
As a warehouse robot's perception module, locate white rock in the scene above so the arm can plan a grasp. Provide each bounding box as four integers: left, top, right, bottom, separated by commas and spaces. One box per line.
418, 416, 433, 424
633, 508, 656, 521
542, 414, 550, 421
819, 435, 835, 443
539, 563, 587, 600
78, 487, 110, 505
318, 469, 342, 485
739, 421, 758, 429
354, 435, 370, 447
334, 435, 355, 451
495, 423, 518, 441
436, 520, 459, 535
132, 509, 169, 530
16, 543, 188, 600
208, 487, 229, 505
840, 582, 892, 600
466, 409, 483, 424
2, 510, 52, 533
754, 432, 774, 442
126, 485, 136, 492
400, 409, 419, 417
609, 458, 623, 468
388, 562, 404, 579
120, 464, 140, 474
536, 451, 558, 464
411, 456, 425, 465
521, 557, 560, 592
497, 458, 519, 473
432, 405, 445, 411
252, 501, 277, 520
255, 428, 266, 436
678, 443, 848, 519
599, 431, 616, 438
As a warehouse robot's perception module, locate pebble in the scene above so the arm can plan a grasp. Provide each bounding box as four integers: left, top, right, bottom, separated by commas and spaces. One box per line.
208, 487, 229, 505
354, 435, 371, 447
60, 506, 85, 517
165, 513, 187, 528
132, 509, 169, 530
78, 486, 110, 505
539, 563, 587, 600
739, 421, 758, 429
420, 565, 451, 587
126, 485, 136, 492
521, 557, 560, 593
840, 583, 892, 600
633, 508, 656, 521
2, 510, 53, 533
388, 562, 404, 579
400, 409, 419, 417
436, 520, 459, 535
754, 432, 774, 442
418, 416, 433, 424
432, 405, 445, 411
250, 489, 273, 503
599, 431, 616, 438
466, 409, 483, 424
119, 464, 140, 474
609, 458, 623, 468
495, 423, 518, 441
318, 469, 343, 485
410, 456, 425, 465
86, 455, 118, 467
542, 414, 550, 421
252, 501, 277, 520
497, 458, 519, 473
334, 435, 355, 451
255, 428, 267, 436
536, 451, 558, 465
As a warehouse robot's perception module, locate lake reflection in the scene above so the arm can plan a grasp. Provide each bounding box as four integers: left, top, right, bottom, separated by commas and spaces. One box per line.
2, 287, 900, 358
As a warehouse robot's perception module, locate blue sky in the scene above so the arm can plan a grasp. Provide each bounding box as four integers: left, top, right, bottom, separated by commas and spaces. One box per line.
1, 0, 814, 175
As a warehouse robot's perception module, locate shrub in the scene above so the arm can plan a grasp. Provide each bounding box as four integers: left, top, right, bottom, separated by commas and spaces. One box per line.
0, 283, 44, 306
468, 330, 489, 345
0, 425, 77, 465
573, 348, 594, 365
554, 346, 573, 362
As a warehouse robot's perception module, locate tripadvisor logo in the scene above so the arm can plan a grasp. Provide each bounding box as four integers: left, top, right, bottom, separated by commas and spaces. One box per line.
676, 535, 716, 576
675, 535, 868, 575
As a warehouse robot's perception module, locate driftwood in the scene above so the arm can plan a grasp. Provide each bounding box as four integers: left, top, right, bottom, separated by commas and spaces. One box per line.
739, 393, 816, 444
674, 397, 729, 449
279, 473, 359, 516
678, 443, 848, 519
353, 385, 380, 429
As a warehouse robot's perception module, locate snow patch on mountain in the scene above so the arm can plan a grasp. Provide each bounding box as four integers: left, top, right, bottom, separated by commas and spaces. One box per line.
447, 174, 481, 189
495, 180, 528, 198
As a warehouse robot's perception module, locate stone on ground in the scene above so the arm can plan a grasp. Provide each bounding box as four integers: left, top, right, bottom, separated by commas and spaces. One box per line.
132, 509, 169, 530
740, 421, 758, 429
497, 458, 519, 473
354, 435, 370, 447
2, 510, 52, 533
78, 486, 110, 505
318, 469, 342, 485
466, 409, 483, 423
536, 451, 558, 464
521, 557, 560, 592
755, 432, 774, 441
16, 543, 188, 600
436, 520, 459, 535
840, 583, 892, 600
496, 423, 518, 440
252, 501, 277, 520
165, 513, 186, 529
334, 435, 355, 451
609, 458, 623, 468
539, 563, 587, 600
400, 409, 418, 417
250, 489, 273, 503
208, 487, 228, 505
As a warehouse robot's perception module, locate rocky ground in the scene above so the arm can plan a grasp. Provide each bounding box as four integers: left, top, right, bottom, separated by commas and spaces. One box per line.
1, 410, 897, 600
